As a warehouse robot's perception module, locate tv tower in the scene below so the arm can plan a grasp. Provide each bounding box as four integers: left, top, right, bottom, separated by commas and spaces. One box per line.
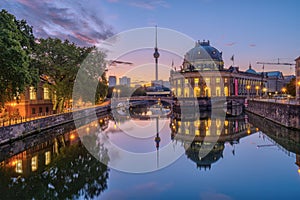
153, 25, 160, 81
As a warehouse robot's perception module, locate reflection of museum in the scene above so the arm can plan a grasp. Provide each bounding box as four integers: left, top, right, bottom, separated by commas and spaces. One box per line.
170, 40, 265, 98
170, 114, 255, 170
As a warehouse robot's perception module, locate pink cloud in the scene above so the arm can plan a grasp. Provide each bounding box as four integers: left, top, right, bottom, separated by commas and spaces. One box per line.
225, 42, 236, 46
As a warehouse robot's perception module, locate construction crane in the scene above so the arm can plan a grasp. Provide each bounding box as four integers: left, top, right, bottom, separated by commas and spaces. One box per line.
256, 58, 295, 71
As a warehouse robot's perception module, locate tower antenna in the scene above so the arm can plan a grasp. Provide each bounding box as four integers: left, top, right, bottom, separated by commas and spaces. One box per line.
153, 25, 160, 81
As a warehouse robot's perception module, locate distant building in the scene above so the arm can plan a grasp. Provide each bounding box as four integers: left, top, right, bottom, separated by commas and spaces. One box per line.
295, 56, 300, 100
264, 71, 284, 94
108, 76, 116, 87
119, 76, 131, 86
3, 79, 53, 118
151, 80, 163, 87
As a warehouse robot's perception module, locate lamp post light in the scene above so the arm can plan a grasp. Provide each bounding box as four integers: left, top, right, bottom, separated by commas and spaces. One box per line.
262, 87, 267, 98
246, 85, 251, 99
255, 85, 260, 98
281, 87, 287, 95
117, 89, 121, 98
113, 88, 117, 98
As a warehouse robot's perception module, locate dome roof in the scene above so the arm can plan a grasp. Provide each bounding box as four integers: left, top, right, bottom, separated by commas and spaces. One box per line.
185, 40, 223, 62
245, 68, 257, 74
186, 142, 224, 170
245, 64, 258, 74
183, 40, 224, 71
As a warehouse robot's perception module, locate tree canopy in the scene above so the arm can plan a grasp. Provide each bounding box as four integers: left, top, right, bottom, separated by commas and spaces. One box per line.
32, 38, 96, 112
0, 9, 38, 106
286, 77, 296, 96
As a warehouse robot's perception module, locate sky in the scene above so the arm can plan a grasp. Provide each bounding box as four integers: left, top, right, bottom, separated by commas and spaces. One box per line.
2, 0, 300, 80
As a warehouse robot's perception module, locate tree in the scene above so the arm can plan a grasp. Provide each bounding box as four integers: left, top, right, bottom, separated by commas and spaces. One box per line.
0, 9, 38, 107
32, 38, 94, 112
286, 77, 296, 96
73, 49, 108, 105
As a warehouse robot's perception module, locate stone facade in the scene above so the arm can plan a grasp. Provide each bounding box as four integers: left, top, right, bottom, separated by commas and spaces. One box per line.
246, 100, 300, 129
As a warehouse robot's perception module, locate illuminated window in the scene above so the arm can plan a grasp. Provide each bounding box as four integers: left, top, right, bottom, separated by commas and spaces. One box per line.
31, 156, 38, 171
194, 78, 199, 84
185, 129, 189, 135
16, 160, 23, 174
224, 120, 229, 126
205, 78, 210, 84
177, 88, 182, 97
216, 87, 221, 96
205, 87, 211, 97
225, 129, 228, 134
206, 129, 210, 136
207, 119, 211, 127
45, 151, 51, 165
185, 79, 189, 84
216, 129, 221, 135
194, 87, 200, 97
224, 87, 229, 96
178, 127, 181, 133
184, 87, 189, 97
195, 129, 200, 136
177, 79, 181, 84
216, 78, 220, 83
29, 87, 36, 100
216, 119, 221, 128
44, 87, 50, 100
224, 78, 228, 83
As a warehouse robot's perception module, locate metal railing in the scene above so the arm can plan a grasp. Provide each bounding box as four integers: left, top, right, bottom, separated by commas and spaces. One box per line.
0, 102, 111, 128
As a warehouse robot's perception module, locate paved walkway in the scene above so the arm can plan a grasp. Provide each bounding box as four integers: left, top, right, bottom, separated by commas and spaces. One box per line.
0, 101, 111, 128
251, 98, 299, 105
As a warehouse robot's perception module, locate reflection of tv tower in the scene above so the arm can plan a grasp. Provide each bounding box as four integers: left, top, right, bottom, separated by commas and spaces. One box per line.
154, 117, 161, 168
153, 25, 160, 81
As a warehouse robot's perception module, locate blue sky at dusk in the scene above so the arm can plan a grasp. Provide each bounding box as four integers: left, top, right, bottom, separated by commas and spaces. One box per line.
2, 0, 300, 75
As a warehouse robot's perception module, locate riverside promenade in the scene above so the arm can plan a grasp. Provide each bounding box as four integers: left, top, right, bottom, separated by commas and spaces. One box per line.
0, 102, 111, 146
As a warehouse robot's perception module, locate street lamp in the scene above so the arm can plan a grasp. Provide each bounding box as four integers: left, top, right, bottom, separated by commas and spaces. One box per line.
255, 85, 260, 97
117, 89, 121, 98
246, 85, 251, 99
113, 88, 117, 98
262, 87, 267, 98
281, 87, 287, 95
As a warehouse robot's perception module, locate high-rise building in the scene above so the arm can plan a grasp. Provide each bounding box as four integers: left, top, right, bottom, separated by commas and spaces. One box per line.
108, 76, 116, 87
119, 76, 131, 86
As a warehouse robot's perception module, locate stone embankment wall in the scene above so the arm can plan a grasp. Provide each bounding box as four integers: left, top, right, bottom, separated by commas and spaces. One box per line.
246, 100, 300, 130
0, 105, 110, 145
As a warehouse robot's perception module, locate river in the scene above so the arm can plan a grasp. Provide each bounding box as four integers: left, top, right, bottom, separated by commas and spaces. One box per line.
0, 104, 300, 200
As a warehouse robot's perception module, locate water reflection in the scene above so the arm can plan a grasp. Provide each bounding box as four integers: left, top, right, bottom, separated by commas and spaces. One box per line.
247, 112, 300, 173
0, 115, 111, 200
1, 104, 300, 198
171, 112, 256, 170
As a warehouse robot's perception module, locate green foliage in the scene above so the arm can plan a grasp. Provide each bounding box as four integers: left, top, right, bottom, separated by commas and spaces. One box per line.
286, 77, 296, 96
74, 49, 108, 105
32, 38, 94, 111
0, 9, 38, 106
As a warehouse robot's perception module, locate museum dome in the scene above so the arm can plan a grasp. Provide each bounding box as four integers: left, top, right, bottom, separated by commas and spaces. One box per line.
183, 40, 224, 71
245, 64, 258, 74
